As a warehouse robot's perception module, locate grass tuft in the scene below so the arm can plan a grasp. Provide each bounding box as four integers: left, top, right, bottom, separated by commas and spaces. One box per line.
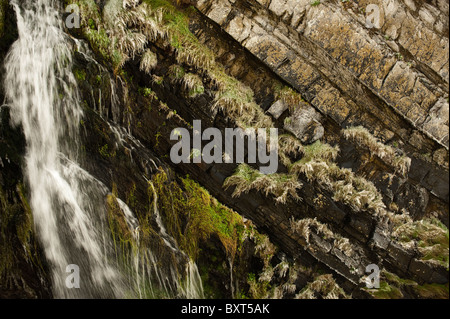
182, 73, 204, 97
296, 274, 348, 299
343, 126, 411, 176
392, 217, 449, 269
140, 49, 158, 74
224, 164, 302, 204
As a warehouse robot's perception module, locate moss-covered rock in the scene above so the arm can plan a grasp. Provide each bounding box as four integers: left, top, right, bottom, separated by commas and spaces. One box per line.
150, 169, 245, 261
0, 183, 52, 298
0, 0, 6, 38
365, 270, 449, 299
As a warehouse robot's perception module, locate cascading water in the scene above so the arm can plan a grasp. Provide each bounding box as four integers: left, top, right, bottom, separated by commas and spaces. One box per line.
3, 0, 129, 298
3, 0, 203, 299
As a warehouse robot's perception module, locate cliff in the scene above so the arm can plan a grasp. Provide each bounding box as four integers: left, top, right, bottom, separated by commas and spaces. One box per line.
0, 0, 448, 299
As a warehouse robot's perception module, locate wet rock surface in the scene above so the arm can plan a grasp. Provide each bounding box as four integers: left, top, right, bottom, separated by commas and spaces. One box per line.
0, 0, 448, 298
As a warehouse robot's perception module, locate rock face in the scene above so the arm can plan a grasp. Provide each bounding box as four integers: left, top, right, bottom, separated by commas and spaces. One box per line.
191, 0, 448, 216
0, 0, 448, 299
196, 0, 449, 149
283, 102, 324, 144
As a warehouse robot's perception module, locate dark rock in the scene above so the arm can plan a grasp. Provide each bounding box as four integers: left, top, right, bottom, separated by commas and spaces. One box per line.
408, 259, 436, 284
430, 270, 449, 285
394, 184, 430, 220
385, 242, 414, 276
371, 227, 391, 252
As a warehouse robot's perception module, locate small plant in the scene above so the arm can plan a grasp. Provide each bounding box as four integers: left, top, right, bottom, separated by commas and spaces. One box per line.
290, 217, 354, 256
290, 217, 333, 244
278, 134, 304, 166
311, 0, 321, 6
73, 68, 86, 81
140, 49, 158, 74
211, 69, 255, 115
167, 64, 185, 81
139, 87, 158, 100
99, 143, 116, 158
294, 140, 339, 166
395, 52, 404, 60
289, 148, 386, 213
152, 74, 164, 85
182, 73, 204, 98
392, 217, 449, 269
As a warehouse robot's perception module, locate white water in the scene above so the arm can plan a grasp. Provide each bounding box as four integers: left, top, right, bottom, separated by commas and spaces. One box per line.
119, 187, 204, 299
4, 0, 123, 298
3, 0, 203, 299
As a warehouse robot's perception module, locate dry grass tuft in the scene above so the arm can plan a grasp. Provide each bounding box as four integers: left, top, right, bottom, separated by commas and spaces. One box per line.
296, 274, 348, 299
392, 217, 449, 269
223, 164, 302, 204
167, 64, 186, 81
278, 134, 304, 166
140, 49, 158, 74
343, 126, 411, 176
290, 217, 355, 257
290, 217, 333, 244
182, 73, 204, 97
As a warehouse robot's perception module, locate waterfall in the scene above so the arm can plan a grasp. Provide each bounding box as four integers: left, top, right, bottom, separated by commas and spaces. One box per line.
3, 0, 123, 298
3, 0, 203, 299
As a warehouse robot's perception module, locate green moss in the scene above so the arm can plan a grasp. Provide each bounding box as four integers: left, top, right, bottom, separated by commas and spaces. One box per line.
98, 143, 116, 158
0, 0, 5, 38
368, 270, 449, 299
371, 281, 403, 299
247, 272, 271, 299
73, 68, 86, 82
382, 270, 417, 287
139, 87, 158, 100
273, 83, 304, 107
0, 185, 14, 278
393, 218, 449, 269
69, 0, 125, 71
126, 183, 138, 211
106, 192, 134, 255
0, 183, 40, 280
143, 0, 215, 70
16, 184, 33, 250
150, 170, 245, 261
412, 283, 449, 299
